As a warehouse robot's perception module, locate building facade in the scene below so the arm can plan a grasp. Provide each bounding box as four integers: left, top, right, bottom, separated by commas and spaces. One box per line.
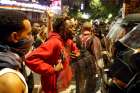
123, 0, 140, 16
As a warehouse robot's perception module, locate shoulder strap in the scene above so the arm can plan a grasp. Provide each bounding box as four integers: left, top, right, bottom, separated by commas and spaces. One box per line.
86, 36, 95, 56
86, 37, 93, 51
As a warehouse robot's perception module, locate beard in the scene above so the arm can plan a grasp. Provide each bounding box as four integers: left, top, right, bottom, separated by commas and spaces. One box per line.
62, 31, 74, 41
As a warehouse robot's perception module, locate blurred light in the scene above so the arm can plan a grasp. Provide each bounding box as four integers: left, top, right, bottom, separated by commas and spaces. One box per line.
0, 1, 47, 10
32, 0, 37, 3
0, 0, 62, 14
81, 3, 84, 10
105, 19, 109, 23
0, 0, 16, 5
93, 0, 101, 6
81, 13, 90, 19
0, 6, 44, 13
108, 13, 112, 18
51, 6, 61, 14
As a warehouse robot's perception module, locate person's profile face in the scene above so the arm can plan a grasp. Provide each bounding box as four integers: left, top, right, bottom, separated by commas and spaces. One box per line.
17, 20, 33, 48
33, 23, 41, 32
65, 19, 76, 35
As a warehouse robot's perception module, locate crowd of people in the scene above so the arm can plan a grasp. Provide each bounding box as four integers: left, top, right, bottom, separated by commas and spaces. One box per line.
0, 9, 140, 93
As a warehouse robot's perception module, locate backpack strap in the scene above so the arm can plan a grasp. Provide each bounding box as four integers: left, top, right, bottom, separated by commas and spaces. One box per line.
86, 36, 97, 61
86, 36, 94, 54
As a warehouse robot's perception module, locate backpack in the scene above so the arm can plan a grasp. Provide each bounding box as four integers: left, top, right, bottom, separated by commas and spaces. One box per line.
75, 37, 97, 93
77, 49, 96, 78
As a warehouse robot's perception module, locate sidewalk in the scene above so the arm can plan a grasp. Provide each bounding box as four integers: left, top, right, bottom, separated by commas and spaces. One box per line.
59, 81, 76, 93
32, 73, 41, 93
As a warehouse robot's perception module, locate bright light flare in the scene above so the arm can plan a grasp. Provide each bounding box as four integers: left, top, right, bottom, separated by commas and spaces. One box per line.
81, 13, 90, 19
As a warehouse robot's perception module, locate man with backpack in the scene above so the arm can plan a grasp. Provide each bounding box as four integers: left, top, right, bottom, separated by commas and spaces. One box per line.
75, 21, 103, 93
0, 10, 34, 93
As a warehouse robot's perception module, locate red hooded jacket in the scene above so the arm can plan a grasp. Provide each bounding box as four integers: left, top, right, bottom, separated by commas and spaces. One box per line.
25, 32, 69, 93
57, 39, 79, 91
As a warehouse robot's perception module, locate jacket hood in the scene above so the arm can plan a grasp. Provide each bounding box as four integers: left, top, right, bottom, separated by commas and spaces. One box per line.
0, 43, 21, 70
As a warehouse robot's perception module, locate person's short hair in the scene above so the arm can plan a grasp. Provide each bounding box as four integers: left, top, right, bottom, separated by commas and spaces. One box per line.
53, 16, 72, 33
53, 17, 64, 33
83, 22, 92, 28
0, 10, 28, 42
82, 22, 92, 31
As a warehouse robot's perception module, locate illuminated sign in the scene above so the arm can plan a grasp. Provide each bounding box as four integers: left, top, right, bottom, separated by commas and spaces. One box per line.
50, 0, 61, 14
50, 0, 61, 7
0, 0, 62, 14
0, 1, 47, 10
0, 5, 44, 12
16, 0, 30, 2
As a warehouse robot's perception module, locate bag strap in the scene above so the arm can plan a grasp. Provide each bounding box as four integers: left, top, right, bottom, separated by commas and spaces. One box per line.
86, 36, 94, 54
87, 36, 97, 61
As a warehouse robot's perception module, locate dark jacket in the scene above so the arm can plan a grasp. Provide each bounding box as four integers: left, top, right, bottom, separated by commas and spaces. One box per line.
0, 43, 21, 70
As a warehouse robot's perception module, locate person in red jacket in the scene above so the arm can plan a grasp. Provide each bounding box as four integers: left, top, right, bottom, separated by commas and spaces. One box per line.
57, 17, 80, 92
25, 15, 75, 93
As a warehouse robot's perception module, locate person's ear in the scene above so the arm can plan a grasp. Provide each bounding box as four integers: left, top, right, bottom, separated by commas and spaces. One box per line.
10, 32, 20, 43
